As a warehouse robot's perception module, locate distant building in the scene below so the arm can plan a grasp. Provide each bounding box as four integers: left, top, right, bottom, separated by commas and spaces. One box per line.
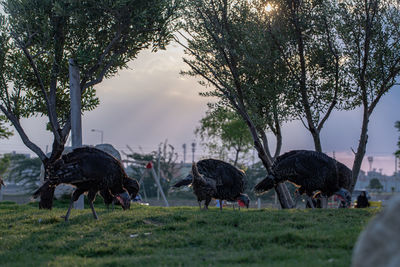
355, 169, 400, 192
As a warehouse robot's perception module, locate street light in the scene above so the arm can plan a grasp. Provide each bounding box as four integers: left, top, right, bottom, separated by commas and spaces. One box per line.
91, 129, 104, 144
191, 142, 196, 163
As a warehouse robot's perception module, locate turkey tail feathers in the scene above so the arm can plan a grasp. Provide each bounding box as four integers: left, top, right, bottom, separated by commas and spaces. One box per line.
173, 177, 192, 188
254, 176, 275, 194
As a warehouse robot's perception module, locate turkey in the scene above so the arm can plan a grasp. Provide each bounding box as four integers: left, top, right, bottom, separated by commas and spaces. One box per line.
33, 147, 133, 221
298, 159, 352, 208
254, 150, 352, 208
173, 159, 250, 210
100, 177, 139, 209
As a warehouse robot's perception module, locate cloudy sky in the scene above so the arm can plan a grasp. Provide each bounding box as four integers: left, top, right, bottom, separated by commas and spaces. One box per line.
0, 43, 399, 175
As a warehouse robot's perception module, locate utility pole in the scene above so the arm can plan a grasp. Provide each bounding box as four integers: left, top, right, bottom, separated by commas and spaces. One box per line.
396, 156, 399, 192
182, 143, 186, 164
157, 147, 161, 200
69, 59, 84, 210
191, 142, 196, 163
367, 156, 374, 172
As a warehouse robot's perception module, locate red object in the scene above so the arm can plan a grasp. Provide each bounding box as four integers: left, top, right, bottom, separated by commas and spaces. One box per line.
146, 162, 153, 169
238, 200, 246, 207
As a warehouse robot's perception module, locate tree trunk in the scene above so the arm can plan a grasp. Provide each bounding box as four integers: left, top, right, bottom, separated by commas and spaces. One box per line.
233, 147, 240, 167
39, 135, 67, 209
311, 129, 322, 153
39, 159, 59, 209
237, 107, 294, 208
351, 108, 369, 192
38, 179, 55, 209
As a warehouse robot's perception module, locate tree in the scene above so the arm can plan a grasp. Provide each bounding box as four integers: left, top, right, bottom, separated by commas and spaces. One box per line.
0, 116, 12, 139
124, 140, 181, 198
0, 17, 14, 140
336, 0, 400, 191
2, 153, 41, 192
0, 0, 181, 206
195, 105, 253, 166
264, 0, 352, 152
368, 178, 383, 190
179, 0, 294, 208
0, 154, 10, 176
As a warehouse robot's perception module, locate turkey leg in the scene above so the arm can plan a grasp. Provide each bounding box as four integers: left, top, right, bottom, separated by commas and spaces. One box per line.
87, 189, 99, 220
63, 188, 85, 221
204, 197, 211, 210
306, 195, 315, 209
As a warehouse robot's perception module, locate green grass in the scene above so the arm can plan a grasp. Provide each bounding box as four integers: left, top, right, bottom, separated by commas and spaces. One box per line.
0, 201, 378, 266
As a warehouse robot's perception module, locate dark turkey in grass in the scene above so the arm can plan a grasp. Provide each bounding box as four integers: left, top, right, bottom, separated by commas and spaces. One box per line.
174, 159, 250, 210
33, 147, 135, 221
254, 150, 352, 208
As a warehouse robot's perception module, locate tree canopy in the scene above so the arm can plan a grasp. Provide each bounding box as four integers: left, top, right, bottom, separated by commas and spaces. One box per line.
335, 0, 400, 190
264, 0, 354, 152
195, 105, 253, 167
368, 178, 383, 190
0, 0, 182, 164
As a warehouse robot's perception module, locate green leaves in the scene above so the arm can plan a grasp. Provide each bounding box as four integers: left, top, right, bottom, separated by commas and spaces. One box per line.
1, 153, 42, 192
1, 0, 181, 125
195, 106, 253, 166
0, 115, 13, 139
368, 178, 383, 190
336, 0, 400, 106
181, 0, 291, 154
0, 0, 182, 159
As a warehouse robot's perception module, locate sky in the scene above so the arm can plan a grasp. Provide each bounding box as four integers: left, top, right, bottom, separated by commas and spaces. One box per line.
0, 43, 399, 175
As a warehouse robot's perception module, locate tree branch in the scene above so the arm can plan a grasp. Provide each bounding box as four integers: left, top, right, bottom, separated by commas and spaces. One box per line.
259, 131, 273, 161
80, 30, 122, 89
272, 107, 282, 159
81, 60, 115, 92
0, 104, 47, 161
12, 32, 61, 143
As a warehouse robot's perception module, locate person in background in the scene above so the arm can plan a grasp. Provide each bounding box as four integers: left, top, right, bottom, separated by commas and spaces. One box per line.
356, 191, 370, 208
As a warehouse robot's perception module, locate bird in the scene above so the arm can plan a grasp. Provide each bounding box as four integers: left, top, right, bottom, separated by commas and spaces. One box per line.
33, 147, 133, 221
254, 150, 352, 208
100, 177, 139, 209
191, 162, 218, 210
173, 159, 250, 210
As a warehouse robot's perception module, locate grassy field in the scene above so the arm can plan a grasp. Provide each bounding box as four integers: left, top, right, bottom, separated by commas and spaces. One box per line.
0, 201, 378, 267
